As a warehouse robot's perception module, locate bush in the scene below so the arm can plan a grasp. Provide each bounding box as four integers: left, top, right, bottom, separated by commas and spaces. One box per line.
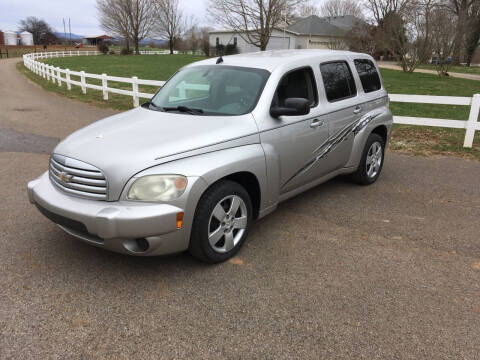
215, 44, 239, 56
120, 48, 133, 55
97, 42, 109, 54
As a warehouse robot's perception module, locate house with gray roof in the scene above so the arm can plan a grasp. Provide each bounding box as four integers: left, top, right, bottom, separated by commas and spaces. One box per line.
209, 15, 361, 54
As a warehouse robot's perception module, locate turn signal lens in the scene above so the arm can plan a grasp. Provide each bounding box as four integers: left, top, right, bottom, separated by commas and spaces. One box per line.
176, 212, 184, 229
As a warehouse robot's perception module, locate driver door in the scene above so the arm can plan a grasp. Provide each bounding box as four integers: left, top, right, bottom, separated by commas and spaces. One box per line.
259, 67, 330, 194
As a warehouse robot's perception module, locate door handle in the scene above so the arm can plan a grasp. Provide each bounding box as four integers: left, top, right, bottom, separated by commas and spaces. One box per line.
310, 119, 324, 129
353, 106, 362, 114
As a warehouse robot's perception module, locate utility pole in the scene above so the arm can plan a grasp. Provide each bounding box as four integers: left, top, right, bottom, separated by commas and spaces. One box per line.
63, 18, 67, 49
69, 18, 72, 46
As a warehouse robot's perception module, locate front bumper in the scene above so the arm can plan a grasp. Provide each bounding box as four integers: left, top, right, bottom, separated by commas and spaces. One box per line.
27, 172, 190, 256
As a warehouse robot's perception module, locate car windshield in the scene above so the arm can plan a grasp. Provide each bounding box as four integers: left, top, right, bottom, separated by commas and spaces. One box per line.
150, 65, 270, 116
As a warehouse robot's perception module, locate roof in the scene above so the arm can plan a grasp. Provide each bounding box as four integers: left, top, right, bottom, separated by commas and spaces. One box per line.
186, 49, 366, 72
286, 15, 357, 36
84, 35, 114, 39
209, 28, 298, 36
323, 15, 360, 30
209, 15, 362, 38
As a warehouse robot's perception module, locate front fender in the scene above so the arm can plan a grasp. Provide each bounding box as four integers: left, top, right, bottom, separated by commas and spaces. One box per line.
123, 144, 269, 223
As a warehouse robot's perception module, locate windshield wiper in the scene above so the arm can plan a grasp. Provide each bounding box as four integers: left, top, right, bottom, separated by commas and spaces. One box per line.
162, 106, 204, 115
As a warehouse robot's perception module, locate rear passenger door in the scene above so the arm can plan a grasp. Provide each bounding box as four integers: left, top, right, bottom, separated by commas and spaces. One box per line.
317, 60, 361, 173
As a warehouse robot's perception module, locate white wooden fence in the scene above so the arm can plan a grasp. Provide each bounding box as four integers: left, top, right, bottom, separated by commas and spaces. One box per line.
23, 51, 167, 107
389, 94, 480, 148
23, 51, 480, 148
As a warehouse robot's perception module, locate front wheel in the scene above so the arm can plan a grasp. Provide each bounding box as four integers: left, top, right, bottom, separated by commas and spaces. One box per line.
189, 180, 252, 263
349, 133, 385, 185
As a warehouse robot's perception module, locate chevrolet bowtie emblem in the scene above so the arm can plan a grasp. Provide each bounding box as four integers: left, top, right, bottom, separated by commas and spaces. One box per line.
58, 172, 73, 183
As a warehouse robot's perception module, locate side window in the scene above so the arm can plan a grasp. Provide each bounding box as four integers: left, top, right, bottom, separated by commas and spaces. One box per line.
354, 59, 381, 93
272, 67, 318, 108
320, 61, 356, 102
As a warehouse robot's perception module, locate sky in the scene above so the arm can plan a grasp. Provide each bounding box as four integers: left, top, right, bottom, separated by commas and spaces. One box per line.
0, 0, 209, 36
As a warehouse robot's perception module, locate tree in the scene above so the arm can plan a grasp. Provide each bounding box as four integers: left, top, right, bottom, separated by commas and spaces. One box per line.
296, 1, 320, 17
127, 0, 157, 54
320, 0, 364, 18
200, 27, 211, 56
345, 22, 377, 54
446, 0, 480, 64
430, 6, 458, 76
96, 0, 156, 54
465, 4, 480, 65
364, 0, 413, 24
18, 17, 53, 45
208, 0, 305, 51
153, 0, 186, 54
414, 0, 438, 63
97, 0, 132, 51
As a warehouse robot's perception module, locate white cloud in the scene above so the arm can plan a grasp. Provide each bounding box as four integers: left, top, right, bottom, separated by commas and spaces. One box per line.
0, 0, 208, 36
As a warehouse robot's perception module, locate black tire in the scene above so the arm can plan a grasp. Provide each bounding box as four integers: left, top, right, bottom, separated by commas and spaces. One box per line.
349, 133, 385, 185
189, 180, 253, 263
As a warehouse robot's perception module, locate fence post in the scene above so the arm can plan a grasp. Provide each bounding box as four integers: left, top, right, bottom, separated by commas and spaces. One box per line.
77, 50, 80, 56
132, 76, 139, 107
51, 66, 56, 83
66, 69, 71, 90
102, 73, 108, 100
464, 94, 480, 148
57, 67, 62, 86
80, 71, 86, 94
46, 64, 50, 81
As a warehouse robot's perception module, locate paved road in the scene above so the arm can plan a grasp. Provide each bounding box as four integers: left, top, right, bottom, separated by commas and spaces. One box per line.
378, 61, 480, 81
1, 58, 480, 359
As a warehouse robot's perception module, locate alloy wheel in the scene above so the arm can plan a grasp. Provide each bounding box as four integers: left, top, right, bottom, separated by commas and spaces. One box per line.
366, 141, 383, 178
208, 195, 248, 253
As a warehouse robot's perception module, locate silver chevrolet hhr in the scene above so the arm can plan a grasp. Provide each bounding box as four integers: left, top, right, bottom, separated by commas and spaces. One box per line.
28, 50, 393, 263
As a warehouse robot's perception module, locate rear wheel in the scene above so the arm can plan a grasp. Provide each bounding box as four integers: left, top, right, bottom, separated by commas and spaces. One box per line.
189, 180, 252, 263
349, 133, 385, 185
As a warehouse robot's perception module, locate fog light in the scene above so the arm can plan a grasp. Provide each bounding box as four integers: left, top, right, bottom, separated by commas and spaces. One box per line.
135, 238, 149, 252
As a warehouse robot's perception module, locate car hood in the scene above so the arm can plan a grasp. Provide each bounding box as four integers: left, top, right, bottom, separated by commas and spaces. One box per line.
54, 107, 260, 200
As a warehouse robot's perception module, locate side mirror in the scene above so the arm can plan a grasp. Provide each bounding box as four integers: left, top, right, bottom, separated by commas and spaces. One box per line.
270, 97, 311, 118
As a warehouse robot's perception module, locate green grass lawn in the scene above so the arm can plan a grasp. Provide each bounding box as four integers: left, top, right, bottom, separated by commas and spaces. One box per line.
44, 54, 205, 80
19, 54, 206, 110
416, 64, 480, 76
18, 55, 480, 159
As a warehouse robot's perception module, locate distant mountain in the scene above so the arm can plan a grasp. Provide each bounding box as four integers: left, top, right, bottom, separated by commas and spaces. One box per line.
53, 32, 84, 40
52, 32, 168, 46
139, 38, 168, 46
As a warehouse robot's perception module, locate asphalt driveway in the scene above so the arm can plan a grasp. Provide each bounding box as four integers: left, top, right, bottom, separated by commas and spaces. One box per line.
1, 58, 480, 359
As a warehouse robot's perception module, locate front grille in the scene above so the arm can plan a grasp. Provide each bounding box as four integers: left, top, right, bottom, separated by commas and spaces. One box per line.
49, 154, 107, 200
35, 203, 88, 233
35, 203, 104, 244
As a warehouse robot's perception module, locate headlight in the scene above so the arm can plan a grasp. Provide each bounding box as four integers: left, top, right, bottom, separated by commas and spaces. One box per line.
127, 175, 188, 201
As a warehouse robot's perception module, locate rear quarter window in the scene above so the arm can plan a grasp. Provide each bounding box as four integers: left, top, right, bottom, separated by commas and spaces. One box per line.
320, 61, 357, 102
354, 59, 382, 93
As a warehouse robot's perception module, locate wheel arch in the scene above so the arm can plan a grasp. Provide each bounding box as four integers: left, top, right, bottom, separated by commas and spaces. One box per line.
212, 171, 261, 219
371, 125, 388, 145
